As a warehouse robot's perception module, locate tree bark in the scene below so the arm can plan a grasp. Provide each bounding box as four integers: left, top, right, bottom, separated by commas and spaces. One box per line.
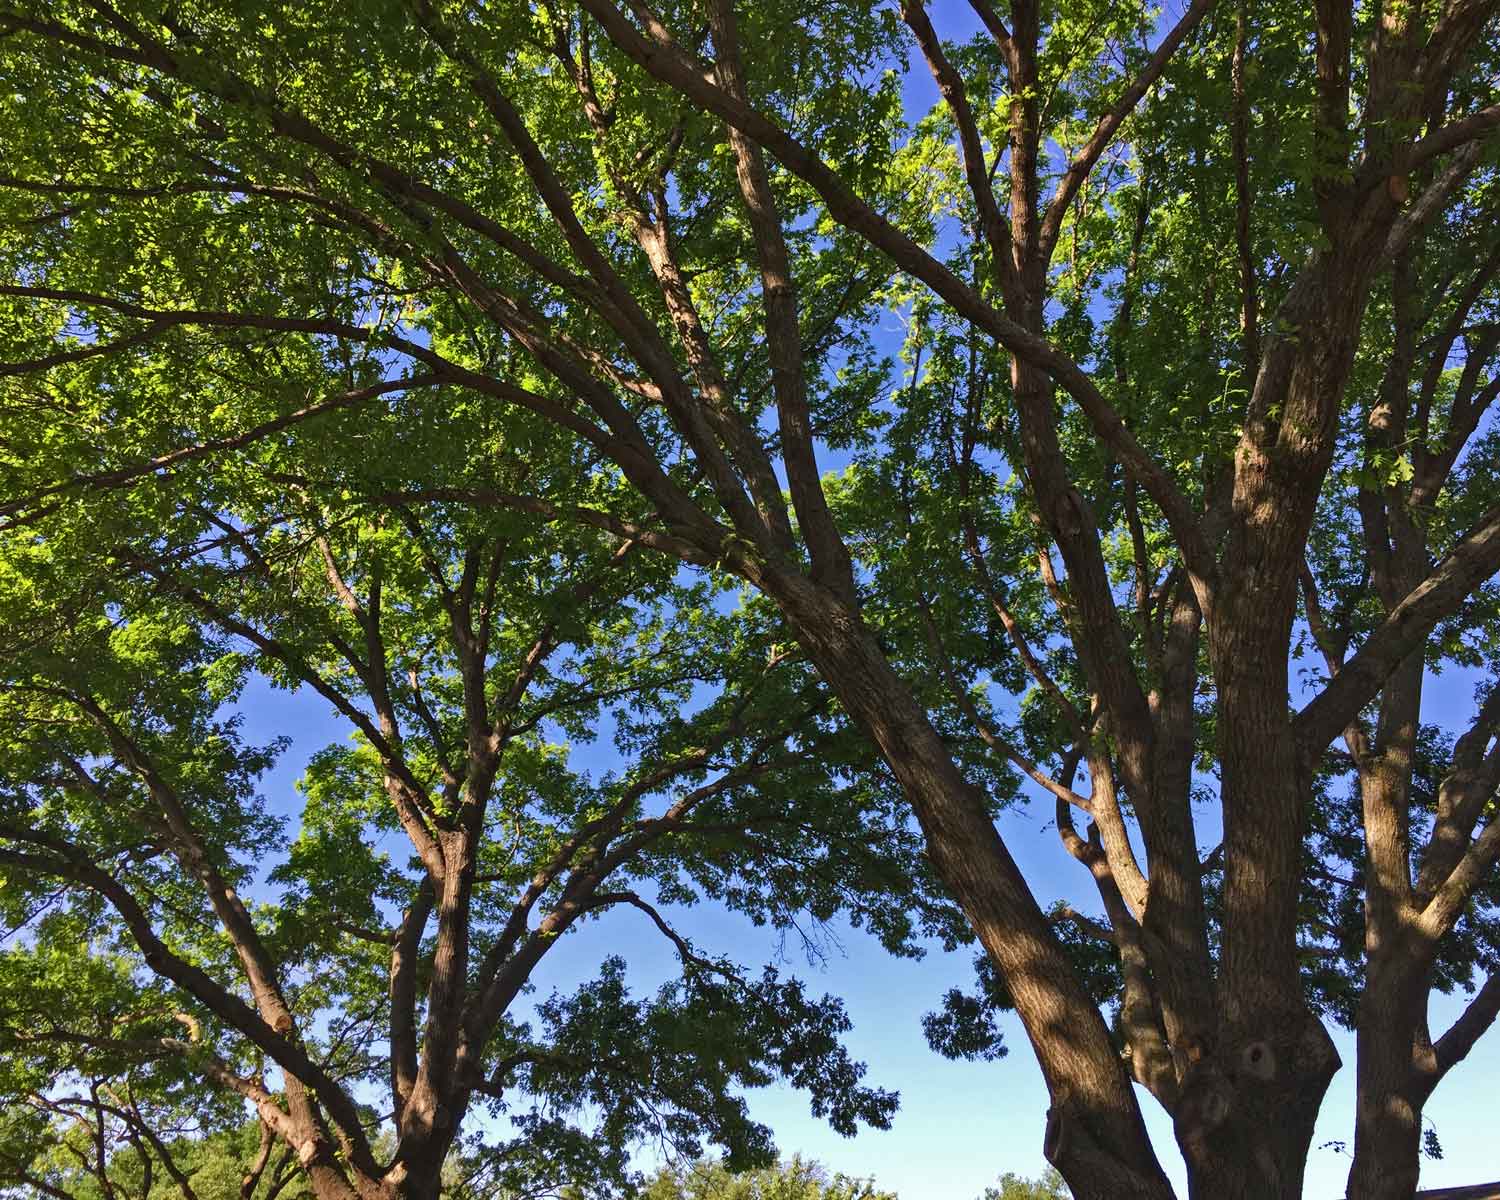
1346, 959, 1432, 1200
758, 568, 1174, 1200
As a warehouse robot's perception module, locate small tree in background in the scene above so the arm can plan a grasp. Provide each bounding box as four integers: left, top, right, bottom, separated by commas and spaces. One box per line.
642, 1156, 898, 1200
980, 1167, 1071, 1200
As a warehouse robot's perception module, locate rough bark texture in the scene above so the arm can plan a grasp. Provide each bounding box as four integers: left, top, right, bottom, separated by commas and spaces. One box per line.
760, 570, 1175, 1200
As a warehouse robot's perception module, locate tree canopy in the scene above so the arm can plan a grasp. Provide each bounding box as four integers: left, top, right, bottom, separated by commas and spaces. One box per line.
0, 401, 937, 1197
3, 1, 1500, 1199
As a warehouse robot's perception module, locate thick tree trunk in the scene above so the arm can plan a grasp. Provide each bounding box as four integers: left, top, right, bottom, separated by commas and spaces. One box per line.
298, 1135, 442, 1200
1171, 961, 1339, 1200
1192, 548, 1342, 1198
760, 569, 1175, 1200
1345, 963, 1431, 1200
393, 1173, 442, 1200
1173, 1002, 1338, 1200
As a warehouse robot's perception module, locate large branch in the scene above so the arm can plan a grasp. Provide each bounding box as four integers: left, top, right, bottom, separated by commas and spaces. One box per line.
72, 698, 303, 1041
621, 197, 796, 553
1052, 791, 1176, 1106
1383, 138, 1489, 263
1418, 813, 1500, 941
389, 880, 435, 1126
549, 33, 797, 555
705, 0, 855, 600
1401, 101, 1500, 171
1416, 689, 1500, 901
900, 0, 1022, 302
574, 0, 1214, 583
1295, 501, 1500, 755
1312, 0, 1354, 222
1432, 970, 1500, 1081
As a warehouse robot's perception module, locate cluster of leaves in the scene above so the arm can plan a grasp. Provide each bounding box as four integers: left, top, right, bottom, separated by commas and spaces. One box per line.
640, 1155, 898, 1200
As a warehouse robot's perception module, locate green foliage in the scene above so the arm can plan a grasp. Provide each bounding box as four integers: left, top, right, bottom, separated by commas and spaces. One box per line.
3, 0, 1500, 1195
641, 1155, 897, 1200
978, 1167, 1071, 1200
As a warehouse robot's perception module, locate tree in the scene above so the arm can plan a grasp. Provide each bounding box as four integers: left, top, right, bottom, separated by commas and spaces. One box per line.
642, 1155, 897, 1200
3, 2, 1500, 1199
980, 1169, 1071, 1200
0, 394, 936, 1195
0, 1102, 318, 1200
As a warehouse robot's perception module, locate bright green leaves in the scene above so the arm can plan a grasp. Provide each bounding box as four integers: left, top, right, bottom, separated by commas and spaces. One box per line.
643, 1155, 898, 1200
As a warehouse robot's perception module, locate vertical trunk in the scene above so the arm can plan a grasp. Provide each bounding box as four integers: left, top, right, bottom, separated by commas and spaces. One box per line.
304, 1160, 418, 1200
1180, 1086, 1335, 1200
761, 570, 1174, 1200
1346, 959, 1432, 1200
1345, 976, 1433, 1200
393, 834, 474, 1200
1143, 585, 1218, 1055
402, 1173, 442, 1200
1347, 274, 1432, 1189
1189, 581, 1340, 1199
296, 1158, 368, 1200
1182, 224, 1398, 1195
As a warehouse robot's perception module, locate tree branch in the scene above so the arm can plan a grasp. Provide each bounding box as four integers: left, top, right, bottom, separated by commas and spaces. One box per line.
1432, 970, 1500, 1081
0, 832, 376, 1180
574, 0, 1215, 583
900, 1, 1021, 303
0, 375, 441, 525
1038, 0, 1216, 262
1296, 500, 1500, 755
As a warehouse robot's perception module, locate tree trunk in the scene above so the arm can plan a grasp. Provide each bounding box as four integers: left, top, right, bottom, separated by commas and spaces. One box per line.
1174, 1004, 1339, 1200
1345, 963, 1431, 1200
760, 568, 1176, 1200
1192, 558, 1342, 1199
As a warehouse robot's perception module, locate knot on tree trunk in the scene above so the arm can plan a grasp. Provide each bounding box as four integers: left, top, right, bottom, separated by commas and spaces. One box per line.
1240, 1039, 1276, 1080
1175, 1015, 1342, 1196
